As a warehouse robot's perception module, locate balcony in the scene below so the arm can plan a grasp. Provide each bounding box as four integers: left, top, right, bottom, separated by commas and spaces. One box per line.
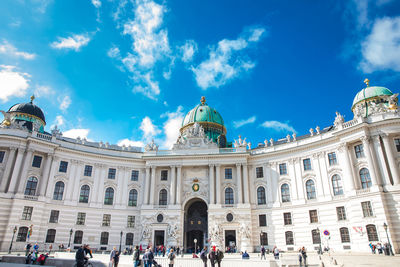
23, 195, 38, 201
356, 188, 371, 195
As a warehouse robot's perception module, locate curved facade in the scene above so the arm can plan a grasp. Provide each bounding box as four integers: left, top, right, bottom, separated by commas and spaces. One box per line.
0, 86, 400, 254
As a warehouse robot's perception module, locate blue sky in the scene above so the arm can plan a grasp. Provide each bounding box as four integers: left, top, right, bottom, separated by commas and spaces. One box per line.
0, 0, 400, 149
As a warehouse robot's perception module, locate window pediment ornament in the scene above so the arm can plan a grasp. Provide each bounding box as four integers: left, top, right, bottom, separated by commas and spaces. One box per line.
328, 167, 342, 175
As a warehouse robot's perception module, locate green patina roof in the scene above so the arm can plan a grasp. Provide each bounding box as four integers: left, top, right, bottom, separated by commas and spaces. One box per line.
182, 101, 224, 127
352, 86, 393, 109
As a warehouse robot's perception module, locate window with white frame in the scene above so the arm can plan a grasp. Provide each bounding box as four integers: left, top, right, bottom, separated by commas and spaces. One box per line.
328, 152, 337, 166
256, 167, 263, 178
225, 168, 232, 179
303, 158, 312, 171
279, 163, 287, 175
361, 201, 373, 217
336, 206, 346, 221
354, 144, 365, 158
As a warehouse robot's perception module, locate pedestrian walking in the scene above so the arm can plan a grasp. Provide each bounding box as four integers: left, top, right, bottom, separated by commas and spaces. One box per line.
301, 247, 307, 266
273, 246, 280, 260
110, 247, 118, 267
168, 248, 176, 267
216, 248, 224, 267
200, 247, 208, 267
25, 243, 32, 256
208, 248, 216, 267
298, 249, 303, 267
133, 246, 141, 267
261, 246, 266, 260
377, 243, 383, 254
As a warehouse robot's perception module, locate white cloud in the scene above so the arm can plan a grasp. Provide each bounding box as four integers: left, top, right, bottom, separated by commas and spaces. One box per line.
0, 65, 30, 102
51, 33, 91, 51
63, 128, 90, 139
360, 16, 400, 73
117, 138, 144, 147
233, 116, 256, 128
132, 72, 160, 100
107, 46, 121, 59
191, 26, 265, 90
34, 85, 54, 98
91, 0, 101, 8
261, 120, 297, 134
161, 106, 184, 149
140, 116, 161, 139
59, 95, 71, 111
52, 115, 65, 127
180, 40, 197, 62
0, 40, 36, 60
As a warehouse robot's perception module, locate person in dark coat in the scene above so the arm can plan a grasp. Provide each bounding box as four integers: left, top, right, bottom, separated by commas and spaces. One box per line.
215, 248, 224, 267
75, 246, 86, 267
200, 247, 208, 267
208, 248, 216, 267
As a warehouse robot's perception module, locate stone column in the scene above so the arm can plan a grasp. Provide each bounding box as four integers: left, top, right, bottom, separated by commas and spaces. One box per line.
272, 163, 281, 206
121, 168, 129, 206
372, 136, 391, 186
242, 163, 250, 203
39, 153, 54, 196
72, 162, 84, 201
337, 143, 356, 192
236, 163, 243, 204
45, 156, 59, 198
294, 158, 305, 201
288, 159, 299, 200
209, 164, 215, 204
265, 164, 273, 204
90, 163, 101, 203
0, 147, 17, 192
176, 166, 182, 204
169, 166, 176, 205
144, 166, 150, 204
215, 164, 221, 204
361, 136, 379, 186
7, 148, 25, 193
65, 160, 77, 201
149, 166, 156, 205
312, 153, 325, 197
381, 134, 400, 185
17, 148, 34, 194
96, 165, 107, 203
116, 167, 124, 205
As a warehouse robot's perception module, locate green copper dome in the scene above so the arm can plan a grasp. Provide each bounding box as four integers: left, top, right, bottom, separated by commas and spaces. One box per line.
352, 85, 393, 110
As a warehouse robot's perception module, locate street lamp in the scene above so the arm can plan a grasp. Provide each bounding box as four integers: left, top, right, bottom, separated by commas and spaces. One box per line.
316, 228, 322, 255
8, 226, 17, 254
119, 231, 123, 253
194, 238, 198, 254
383, 223, 394, 256
68, 229, 73, 250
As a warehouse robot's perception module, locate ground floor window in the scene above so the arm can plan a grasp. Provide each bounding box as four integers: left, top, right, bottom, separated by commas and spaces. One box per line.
285, 231, 294, 245
340, 227, 350, 243
312, 229, 321, 244
45, 229, 56, 243
100, 232, 109, 245
16, 227, 28, 242
260, 232, 268, 246
366, 224, 378, 241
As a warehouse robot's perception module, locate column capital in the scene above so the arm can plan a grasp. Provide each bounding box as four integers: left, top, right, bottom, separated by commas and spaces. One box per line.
46, 152, 55, 158
170, 165, 176, 169
145, 165, 151, 170
380, 132, 389, 138
209, 164, 215, 168
176, 165, 182, 169
337, 142, 348, 153
242, 163, 248, 167
235, 163, 241, 167
371, 135, 381, 142
215, 164, 221, 168
10, 146, 18, 152
27, 148, 35, 153
360, 136, 370, 144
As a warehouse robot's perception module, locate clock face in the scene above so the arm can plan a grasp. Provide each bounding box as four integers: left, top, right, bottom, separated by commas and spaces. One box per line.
192, 183, 199, 192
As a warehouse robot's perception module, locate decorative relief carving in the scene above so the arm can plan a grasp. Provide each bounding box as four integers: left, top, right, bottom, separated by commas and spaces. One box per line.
174, 123, 216, 150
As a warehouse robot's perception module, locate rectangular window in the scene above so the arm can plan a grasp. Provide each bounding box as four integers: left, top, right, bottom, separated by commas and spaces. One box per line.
283, 212, 292, 225
328, 152, 337, 166
76, 212, 86, 225
127, 215, 135, 228
259, 214, 267, 227
131, 170, 139, 181
256, 167, 264, 178
303, 158, 312, 171
225, 168, 232, 179
279, 163, 287, 175
108, 168, 116, 179
0, 151, 5, 163
161, 170, 168, 181
102, 214, 111, 226
361, 201, 373, 217
49, 210, 59, 223
336, 206, 347, 221
59, 161, 68, 173
309, 210, 318, 223
22, 206, 33, 220
395, 139, 400, 152
354, 144, 365, 159
84, 165, 93, 176
32, 155, 42, 168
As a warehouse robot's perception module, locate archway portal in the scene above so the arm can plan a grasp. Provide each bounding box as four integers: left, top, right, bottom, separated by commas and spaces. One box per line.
184, 198, 208, 253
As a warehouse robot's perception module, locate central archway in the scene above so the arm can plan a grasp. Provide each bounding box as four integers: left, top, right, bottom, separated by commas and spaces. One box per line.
184, 198, 208, 253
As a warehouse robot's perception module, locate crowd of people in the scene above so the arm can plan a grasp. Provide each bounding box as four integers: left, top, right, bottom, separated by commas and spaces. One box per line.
369, 242, 392, 255
24, 242, 49, 265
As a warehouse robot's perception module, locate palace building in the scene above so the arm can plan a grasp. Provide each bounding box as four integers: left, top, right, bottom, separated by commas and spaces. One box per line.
0, 81, 399, 253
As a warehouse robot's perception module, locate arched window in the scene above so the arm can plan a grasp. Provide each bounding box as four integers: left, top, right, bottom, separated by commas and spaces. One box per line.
45, 229, 56, 243
340, 227, 350, 243
126, 233, 134, 245
53, 181, 64, 200
159, 189, 167, 205
331, 175, 343, 196
366, 224, 378, 241
74, 230, 83, 244
16, 227, 28, 242
281, 184, 291, 203
100, 232, 109, 245
257, 186, 266, 205
360, 168, 372, 189
306, 179, 316, 200
129, 189, 138, 207
79, 185, 90, 203
104, 187, 114, 205
25, 177, 38, 196
311, 229, 321, 244
225, 187, 234, 205
285, 231, 294, 245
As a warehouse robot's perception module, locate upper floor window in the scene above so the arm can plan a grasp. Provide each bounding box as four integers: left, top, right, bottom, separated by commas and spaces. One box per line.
360, 168, 372, 189
283, 212, 292, 225
328, 152, 337, 166
305, 179, 316, 200
225, 168, 232, 179
104, 187, 114, 205
22, 206, 33, 220
159, 189, 167, 205
336, 206, 347, 221
279, 163, 287, 175
127, 215, 135, 228
84, 165, 93, 177
303, 158, 312, 171
0, 151, 5, 163
340, 227, 350, 243
53, 181, 64, 200
49, 210, 59, 223
161, 170, 168, 181
79, 185, 90, 203
259, 214, 267, 227
100, 232, 109, 245
281, 183, 291, 203
257, 186, 266, 205
332, 175, 343, 196
309, 210, 318, 223
366, 224, 378, 241
361, 201, 373, 217
395, 139, 400, 152
74, 230, 83, 244
108, 168, 116, 179
256, 167, 263, 178
131, 170, 139, 181
102, 214, 111, 226
285, 231, 294, 245
128, 189, 138, 207
32, 155, 42, 168
354, 144, 365, 158
225, 187, 234, 204
59, 161, 68, 173
76, 212, 86, 225
24, 177, 38, 196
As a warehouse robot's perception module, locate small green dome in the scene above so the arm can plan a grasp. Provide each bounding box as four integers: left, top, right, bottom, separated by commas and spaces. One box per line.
352, 86, 393, 110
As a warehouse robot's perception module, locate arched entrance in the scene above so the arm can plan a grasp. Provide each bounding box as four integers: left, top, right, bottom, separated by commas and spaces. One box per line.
184, 198, 208, 253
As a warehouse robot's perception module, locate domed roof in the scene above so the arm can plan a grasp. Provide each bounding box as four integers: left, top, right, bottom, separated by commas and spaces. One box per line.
352, 79, 393, 110
8, 96, 46, 124
182, 96, 224, 127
